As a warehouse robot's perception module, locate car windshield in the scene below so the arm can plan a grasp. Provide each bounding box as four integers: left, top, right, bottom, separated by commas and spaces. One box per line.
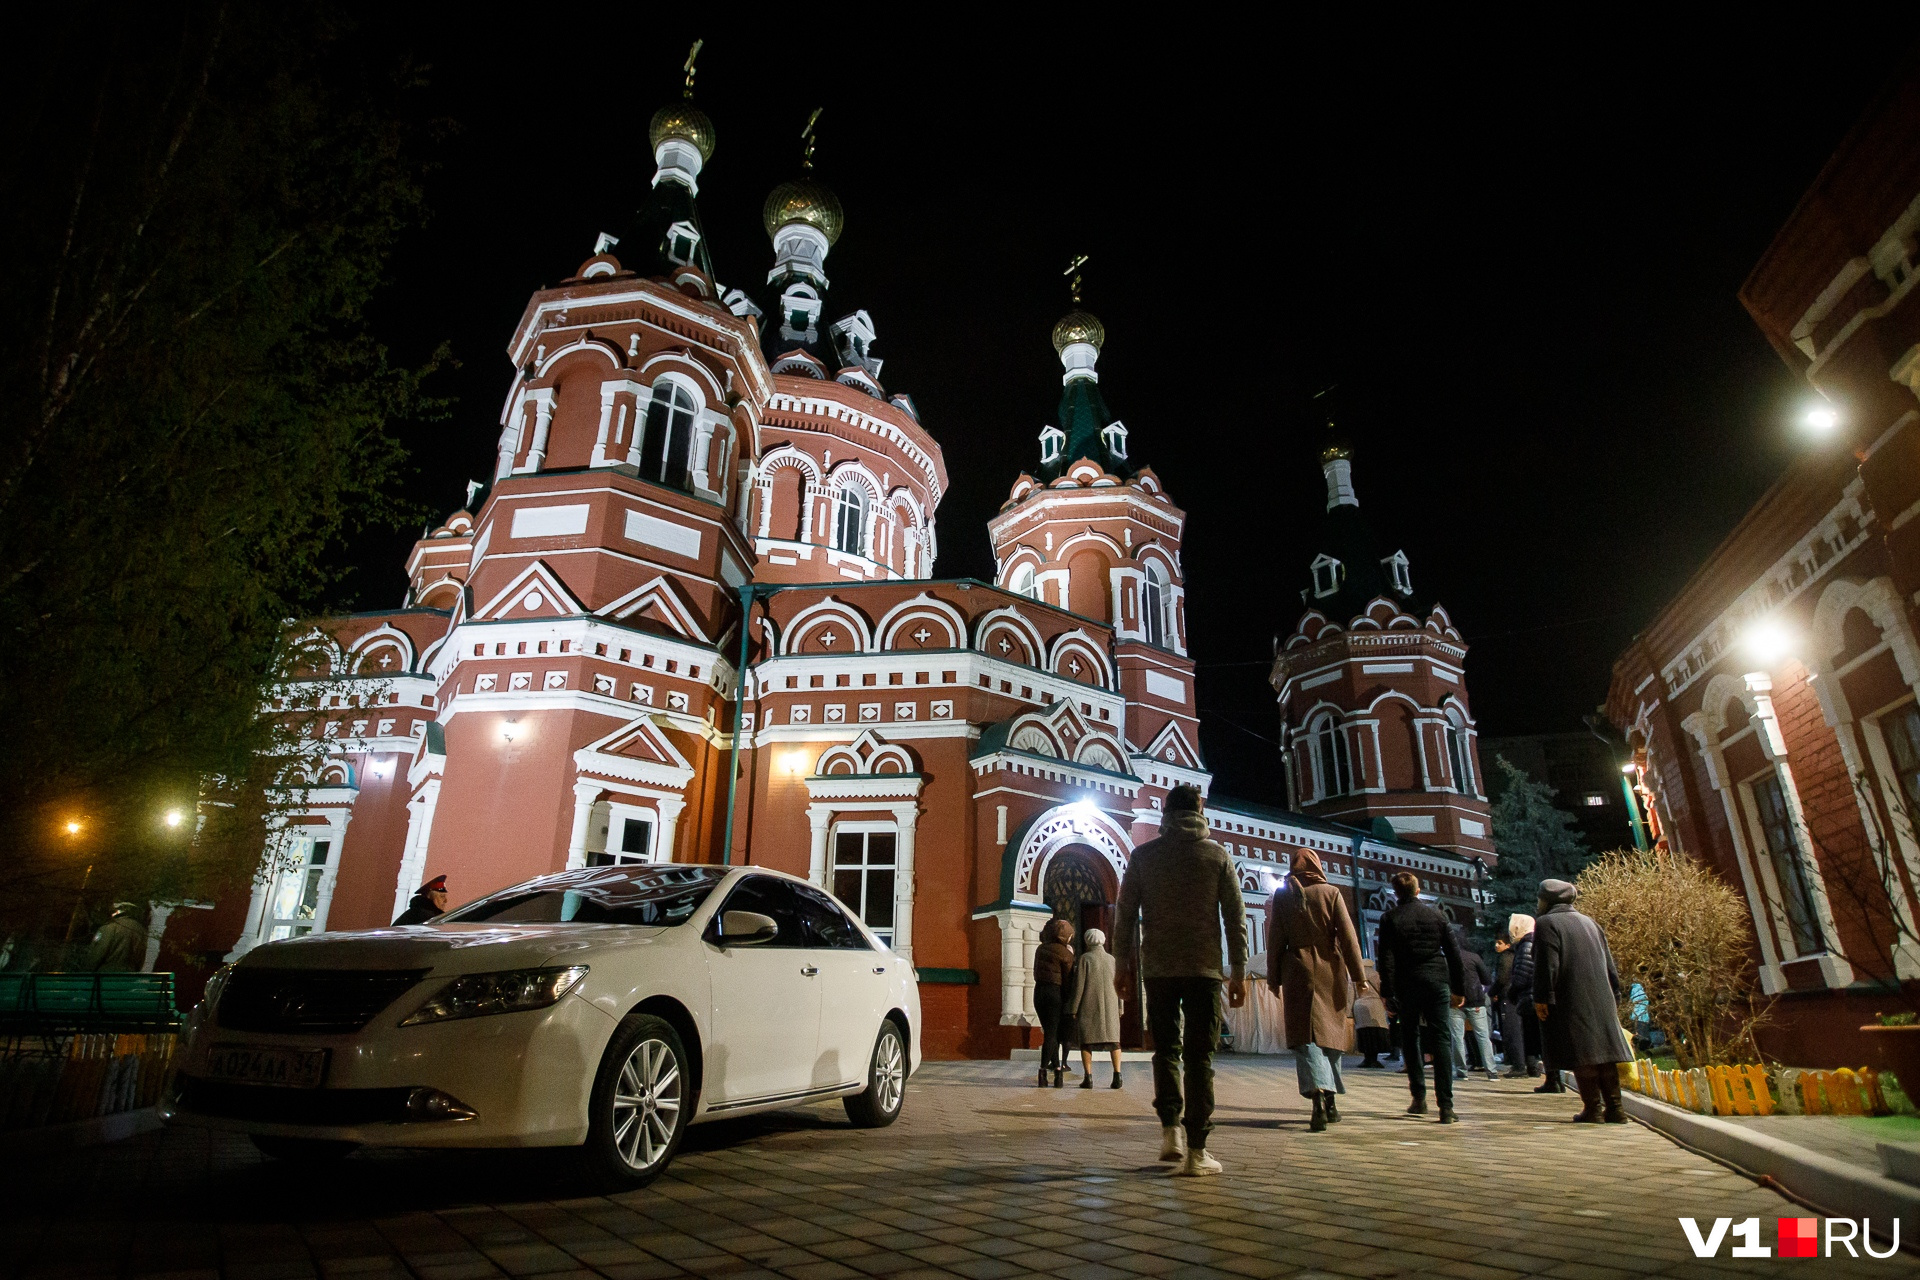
439, 865, 726, 927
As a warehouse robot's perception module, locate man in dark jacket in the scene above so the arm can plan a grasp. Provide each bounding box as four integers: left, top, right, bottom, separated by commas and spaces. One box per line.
87, 903, 147, 971
1447, 926, 1498, 1082
1115, 784, 1247, 1176
393, 875, 449, 926
1375, 872, 1465, 1122
1532, 879, 1632, 1123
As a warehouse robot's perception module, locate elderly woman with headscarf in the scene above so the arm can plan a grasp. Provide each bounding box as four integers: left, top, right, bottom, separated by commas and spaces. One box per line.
1506, 912, 1551, 1083
1532, 879, 1632, 1123
1033, 917, 1076, 1088
1068, 927, 1125, 1089
1265, 847, 1368, 1132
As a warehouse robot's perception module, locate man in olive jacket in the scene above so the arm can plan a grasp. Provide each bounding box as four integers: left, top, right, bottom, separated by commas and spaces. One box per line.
1114, 785, 1247, 1176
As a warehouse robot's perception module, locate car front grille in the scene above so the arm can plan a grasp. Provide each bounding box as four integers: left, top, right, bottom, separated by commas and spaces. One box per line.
217, 969, 429, 1034
172, 1076, 414, 1125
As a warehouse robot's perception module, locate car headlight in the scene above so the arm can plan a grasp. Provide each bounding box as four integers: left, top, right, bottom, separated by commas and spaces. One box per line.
398, 966, 588, 1027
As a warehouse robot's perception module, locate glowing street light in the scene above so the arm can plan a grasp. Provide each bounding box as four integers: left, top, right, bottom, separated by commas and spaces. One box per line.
1744, 619, 1794, 665
1621, 761, 1637, 775
1802, 403, 1841, 435
164, 808, 185, 828
63, 819, 82, 837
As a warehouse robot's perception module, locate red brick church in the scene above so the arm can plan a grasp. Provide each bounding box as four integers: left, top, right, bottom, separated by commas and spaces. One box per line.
190, 79, 1490, 1058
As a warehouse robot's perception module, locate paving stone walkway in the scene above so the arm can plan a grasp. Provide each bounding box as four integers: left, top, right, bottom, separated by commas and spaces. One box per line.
2, 1058, 1899, 1279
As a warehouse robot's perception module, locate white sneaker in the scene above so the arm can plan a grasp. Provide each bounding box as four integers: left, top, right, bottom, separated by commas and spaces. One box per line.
1174, 1149, 1222, 1177
1158, 1125, 1187, 1162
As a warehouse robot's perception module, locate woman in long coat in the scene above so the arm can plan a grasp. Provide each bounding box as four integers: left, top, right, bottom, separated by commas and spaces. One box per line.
1068, 927, 1125, 1089
1266, 847, 1368, 1131
1032, 918, 1076, 1088
1532, 879, 1632, 1123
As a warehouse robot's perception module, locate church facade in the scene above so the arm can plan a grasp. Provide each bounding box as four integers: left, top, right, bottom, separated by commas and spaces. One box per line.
210, 82, 1486, 1059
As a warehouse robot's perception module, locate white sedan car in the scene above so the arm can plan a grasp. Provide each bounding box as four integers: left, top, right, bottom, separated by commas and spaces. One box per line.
162, 863, 919, 1184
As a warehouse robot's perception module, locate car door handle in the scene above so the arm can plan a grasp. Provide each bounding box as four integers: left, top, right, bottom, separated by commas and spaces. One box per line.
872, 966, 887, 974
801, 965, 819, 977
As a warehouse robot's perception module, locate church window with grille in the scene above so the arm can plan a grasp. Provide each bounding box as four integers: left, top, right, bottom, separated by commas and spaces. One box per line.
1143, 562, 1170, 647
833, 484, 869, 556
1009, 563, 1042, 602
1314, 718, 1351, 799
640, 380, 697, 491
1445, 714, 1472, 793
1879, 701, 1920, 822
1749, 772, 1823, 956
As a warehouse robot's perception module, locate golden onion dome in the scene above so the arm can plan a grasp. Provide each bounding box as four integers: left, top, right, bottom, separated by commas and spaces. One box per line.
762, 177, 845, 245
1050, 309, 1106, 354
648, 101, 716, 162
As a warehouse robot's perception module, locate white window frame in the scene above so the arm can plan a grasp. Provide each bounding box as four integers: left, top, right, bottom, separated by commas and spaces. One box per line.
829, 820, 900, 946
594, 801, 659, 866
833, 484, 869, 557
1311, 554, 1343, 599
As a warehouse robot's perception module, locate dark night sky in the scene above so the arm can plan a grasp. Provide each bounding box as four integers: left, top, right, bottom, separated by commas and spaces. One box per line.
347, 19, 1918, 808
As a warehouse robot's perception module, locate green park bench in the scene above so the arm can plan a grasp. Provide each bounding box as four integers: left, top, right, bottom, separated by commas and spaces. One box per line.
0, 973, 183, 1040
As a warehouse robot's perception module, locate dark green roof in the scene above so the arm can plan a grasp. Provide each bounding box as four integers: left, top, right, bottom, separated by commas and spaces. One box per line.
627, 175, 715, 280
1039, 378, 1128, 481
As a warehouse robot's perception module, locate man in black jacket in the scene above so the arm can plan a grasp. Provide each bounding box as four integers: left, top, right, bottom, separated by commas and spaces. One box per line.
1376, 872, 1466, 1122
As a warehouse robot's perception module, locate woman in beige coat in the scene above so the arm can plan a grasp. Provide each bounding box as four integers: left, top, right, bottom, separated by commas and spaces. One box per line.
1266, 847, 1369, 1131
1067, 928, 1125, 1089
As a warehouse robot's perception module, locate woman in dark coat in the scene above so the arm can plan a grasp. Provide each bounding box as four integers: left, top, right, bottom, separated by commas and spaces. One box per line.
1033, 918, 1076, 1089
1531, 879, 1632, 1123
1266, 847, 1368, 1132
1508, 914, 1553, 1086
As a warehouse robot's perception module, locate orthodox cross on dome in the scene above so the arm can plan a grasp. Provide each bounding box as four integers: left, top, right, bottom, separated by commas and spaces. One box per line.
1063, 254, 1089, 305
682, 39, 703, 99
801, 108, 823, 172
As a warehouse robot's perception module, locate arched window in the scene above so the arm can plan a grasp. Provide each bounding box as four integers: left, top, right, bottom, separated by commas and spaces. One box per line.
1446, 716, 1471, 794
833, 484, 869, 556
1009, 563, 1040, 601
1143, 562, 1169, 647
640, 381, 697, 491
1314, 717, 1350, 800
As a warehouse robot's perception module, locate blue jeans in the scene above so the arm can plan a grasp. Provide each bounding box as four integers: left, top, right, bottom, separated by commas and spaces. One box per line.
1294, 1042, 1344, 1097
1449, 1004, 1495, 1075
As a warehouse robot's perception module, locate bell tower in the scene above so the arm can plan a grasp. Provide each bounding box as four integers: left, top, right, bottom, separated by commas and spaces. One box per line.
1270, 437, 1494, 863
988, 263, 1208, 817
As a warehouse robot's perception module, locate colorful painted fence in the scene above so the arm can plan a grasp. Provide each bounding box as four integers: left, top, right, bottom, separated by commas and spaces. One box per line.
1625, 1058, 1911, 1118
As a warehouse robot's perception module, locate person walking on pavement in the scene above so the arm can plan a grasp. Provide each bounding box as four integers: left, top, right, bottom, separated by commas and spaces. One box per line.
393, 875, 451, 926
1265, 847, 1368, 1132
1446, 925, 1499, 1082
1491, 935, 1527, 1077
1375, 872, 1466, 1123
87, 903, 147, 971
1532, 879, 1633, 1123
1114, 784, 1248, 1176
1033, 918, 1077, 1088
1069, 927, 1125, 1089
1508, 913, 1558, 1089
1353, 959, 1391, 1068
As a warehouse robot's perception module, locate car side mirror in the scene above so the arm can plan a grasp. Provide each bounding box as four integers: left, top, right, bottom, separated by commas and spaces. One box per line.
718, 911, 778, 946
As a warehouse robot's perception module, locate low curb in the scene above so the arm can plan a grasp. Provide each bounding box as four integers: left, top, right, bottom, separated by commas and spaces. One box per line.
0, 1107, 161, 1157
1621, 1088, 1919, 1246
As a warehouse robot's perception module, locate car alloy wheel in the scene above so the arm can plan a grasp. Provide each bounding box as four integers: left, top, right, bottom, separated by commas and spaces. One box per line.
586, 1012, 690, 1186
844, 1020, 906, 1128
612, 1036, 682, 1171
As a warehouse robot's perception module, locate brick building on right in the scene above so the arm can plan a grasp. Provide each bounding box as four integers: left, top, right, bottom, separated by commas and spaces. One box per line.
1606, 65, 1920, 1067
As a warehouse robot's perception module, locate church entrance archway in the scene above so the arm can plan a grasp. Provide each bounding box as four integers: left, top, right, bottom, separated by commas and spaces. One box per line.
1042, 845, 1141, 1048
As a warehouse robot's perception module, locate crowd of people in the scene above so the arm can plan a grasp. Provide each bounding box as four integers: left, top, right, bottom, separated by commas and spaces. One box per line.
1030, 784, 1633, 1176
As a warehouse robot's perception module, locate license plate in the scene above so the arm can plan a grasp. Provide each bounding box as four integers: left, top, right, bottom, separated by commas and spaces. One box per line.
205, 1043, 328, 1088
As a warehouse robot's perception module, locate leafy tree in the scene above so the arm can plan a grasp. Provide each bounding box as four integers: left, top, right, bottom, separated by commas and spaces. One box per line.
0, 6, 439, 950
1482, 754, 1592, 944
